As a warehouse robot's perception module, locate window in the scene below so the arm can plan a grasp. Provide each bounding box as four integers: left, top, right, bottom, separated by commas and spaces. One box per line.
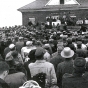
60, 0, 64, 4
29, 18, 35, 24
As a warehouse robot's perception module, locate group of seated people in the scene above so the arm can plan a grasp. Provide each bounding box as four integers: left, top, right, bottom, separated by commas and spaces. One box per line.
0, 24, 88, 88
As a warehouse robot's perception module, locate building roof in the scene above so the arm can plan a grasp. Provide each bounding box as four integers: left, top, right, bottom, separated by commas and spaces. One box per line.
18, 0, 88, 12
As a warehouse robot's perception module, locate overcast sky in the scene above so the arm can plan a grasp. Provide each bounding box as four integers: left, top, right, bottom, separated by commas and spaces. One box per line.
0, 0, 35, 27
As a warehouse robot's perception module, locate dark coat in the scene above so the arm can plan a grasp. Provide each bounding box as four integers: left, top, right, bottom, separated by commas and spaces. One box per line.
24, 49, 36, 80
4, 47, 10, 58
76, 49, 87, 58
56, 59, 74, 88
50, 53, 64, 72
16, 41, 24, 53
62, 73, 88, 88
5, 72, 27, 88
0, 78, 10, 88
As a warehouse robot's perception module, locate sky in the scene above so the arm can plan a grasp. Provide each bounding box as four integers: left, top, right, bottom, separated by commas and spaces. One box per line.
0, 0, 35, 27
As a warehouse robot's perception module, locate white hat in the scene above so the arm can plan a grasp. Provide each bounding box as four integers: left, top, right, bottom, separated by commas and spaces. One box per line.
19, 80, 41, 88
19, 37, 23, 40
61, 47, 74, 58
26, 41, 32, 46
9, 44, 15, 49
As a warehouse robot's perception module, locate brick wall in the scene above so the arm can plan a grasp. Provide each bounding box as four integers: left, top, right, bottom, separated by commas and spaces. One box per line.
22, 9, 88, 26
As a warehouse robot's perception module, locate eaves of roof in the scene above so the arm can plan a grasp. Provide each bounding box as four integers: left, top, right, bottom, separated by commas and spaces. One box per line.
18, 0, 88, 12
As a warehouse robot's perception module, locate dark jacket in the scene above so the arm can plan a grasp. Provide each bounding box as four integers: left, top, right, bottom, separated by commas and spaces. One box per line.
16, 41, 24, 53
5, 72, 27, 88
0, 78, 10, 88
76, 49, 87, 58
62, 73, 88, 88
56, 59, 74, 88
4, 47, 10, 58
50, 53, 64, 72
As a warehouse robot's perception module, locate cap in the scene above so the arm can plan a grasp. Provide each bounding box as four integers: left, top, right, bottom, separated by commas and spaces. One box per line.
74, 57, 86, 67
9, 44, 15, 49
26, 41, 33, 46
35, 47, 45, 57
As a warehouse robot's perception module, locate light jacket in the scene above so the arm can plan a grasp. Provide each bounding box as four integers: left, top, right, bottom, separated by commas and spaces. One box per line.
28, 60, 57, 87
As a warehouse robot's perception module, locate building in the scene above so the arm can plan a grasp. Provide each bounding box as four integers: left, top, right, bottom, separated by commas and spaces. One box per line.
18, 0, 88, 26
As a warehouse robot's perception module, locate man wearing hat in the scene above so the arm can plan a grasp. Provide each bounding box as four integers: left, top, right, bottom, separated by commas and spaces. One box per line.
5, 44, 23, 66
50, 46, 64, 72
56, 47, 74, 88
4, 38, 12, 58
76, 41, 87, 58
21, 41, 36, 60
28, 47, 57, 88
62, 57, 88, 88
5, 44, 16, 61
15, 37, 24, 54
0, 61, 10, 88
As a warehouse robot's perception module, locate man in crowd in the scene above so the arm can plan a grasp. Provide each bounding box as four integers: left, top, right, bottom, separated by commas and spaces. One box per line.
21, 41, 36, 61
62, 57, 88, 88
56, 47, 74, 88
28, 47, 57, 88
0, 61, 10, 88
50, 46, 64, 72
5, 44, 23, 67
16, 37, 24, 54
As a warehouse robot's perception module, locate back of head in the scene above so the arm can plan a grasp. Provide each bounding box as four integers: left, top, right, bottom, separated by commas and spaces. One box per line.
28, 49, 36, 62
77, 41, 82, 49
43, 44, 50, 52
26, 41, 33, 46
35, 47, 45, 60
61, 47, 74, 59
11, 51, 18, 58
69, 44, 76, 52
74, 57, 86, 74
19, 37, 23, 41
9, 44, 15, 51
67, 38, 72, 45
72, 37, 76, 42
76, 50, 86, 58
6, 38, 12, 47
57, 46, 64, 53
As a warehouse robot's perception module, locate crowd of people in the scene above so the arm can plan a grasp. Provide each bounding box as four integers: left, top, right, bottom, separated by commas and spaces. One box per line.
0, 22, 88, 88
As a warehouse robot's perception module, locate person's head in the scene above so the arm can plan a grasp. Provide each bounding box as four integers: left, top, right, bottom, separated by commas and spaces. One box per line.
43, 40, 48, 44
14, 36, 18, 42
49, 38, 54, 43
35, 47, 45, 60
61, 47, 74, 59
12, 51, 18, 58
6, 38, 12, 47
35, 41, 42, 47
73, 57, 86, 74
66, 38, 72, 45
0, 61, 9, 80
28, 49, 36, 62
57, 46, 64, 53
69, 44, 76, 52
72, 37, 76, 42
77, 41, 82, 49
76, 50, 87, 58
19, 37, 23, 41
43, 44, 50, 52
62, 37, 67, 42
9, 44, 16, 51
26, 41, 33, 47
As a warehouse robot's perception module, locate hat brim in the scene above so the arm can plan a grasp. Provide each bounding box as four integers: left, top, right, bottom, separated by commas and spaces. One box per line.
61, 50, 74, 58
